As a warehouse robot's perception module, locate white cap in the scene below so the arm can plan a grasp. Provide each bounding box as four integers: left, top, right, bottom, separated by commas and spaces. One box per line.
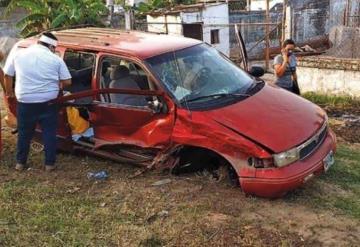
39, 34, 58, 47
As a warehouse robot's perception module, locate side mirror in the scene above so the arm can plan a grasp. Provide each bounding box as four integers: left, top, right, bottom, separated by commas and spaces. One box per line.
249, 66, 265, 78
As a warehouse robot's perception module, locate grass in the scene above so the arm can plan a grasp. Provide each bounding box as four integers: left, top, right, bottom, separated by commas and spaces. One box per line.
302, 92, 360, 108
0, 180, 112, 246
285, 145, 360, 219
0, 127, 359, 245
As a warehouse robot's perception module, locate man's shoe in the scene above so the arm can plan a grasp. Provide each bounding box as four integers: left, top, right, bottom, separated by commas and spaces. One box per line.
45, 165, 57, 172
15, 163, 26, 171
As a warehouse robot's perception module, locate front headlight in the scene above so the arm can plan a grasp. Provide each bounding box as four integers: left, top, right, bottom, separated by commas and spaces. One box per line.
272, 118, 328, 168
273, 147, 300, 167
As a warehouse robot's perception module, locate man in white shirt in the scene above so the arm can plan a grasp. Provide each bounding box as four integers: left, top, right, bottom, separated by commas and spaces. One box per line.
3, 32, 72, 171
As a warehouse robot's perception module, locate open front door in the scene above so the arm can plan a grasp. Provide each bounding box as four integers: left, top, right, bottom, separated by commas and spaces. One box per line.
91, 53, 176, 150
90, 96, 174, 149
235, 24, 249, 71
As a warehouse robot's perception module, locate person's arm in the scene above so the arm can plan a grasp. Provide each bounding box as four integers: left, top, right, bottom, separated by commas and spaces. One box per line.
274, 50, 289, 77
0, 68, 4, 91
3, 48, 16, 97
58, 59, 72, 90
60, 79, 71, 89
4, 75, 15, 97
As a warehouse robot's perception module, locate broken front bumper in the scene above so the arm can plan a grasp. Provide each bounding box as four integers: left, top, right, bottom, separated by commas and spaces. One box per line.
240, 130, 337, 198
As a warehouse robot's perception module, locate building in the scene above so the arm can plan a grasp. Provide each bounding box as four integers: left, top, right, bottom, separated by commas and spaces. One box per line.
146, 2, 230, 56
248, 0, 283, 11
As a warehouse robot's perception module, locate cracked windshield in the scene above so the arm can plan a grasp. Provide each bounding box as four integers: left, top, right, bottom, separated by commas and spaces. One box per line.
147, 44, 255, 103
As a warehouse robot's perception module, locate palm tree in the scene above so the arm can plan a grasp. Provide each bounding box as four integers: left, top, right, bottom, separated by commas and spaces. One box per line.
5, 0, 108, 37
51, 0, 108, 28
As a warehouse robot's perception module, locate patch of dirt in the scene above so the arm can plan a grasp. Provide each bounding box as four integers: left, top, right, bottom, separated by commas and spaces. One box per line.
328, 113, 360, 144
0, 90, 359, 246
1, 124, 359, 246
244, 201, 360, 246
205, 212, 231, 227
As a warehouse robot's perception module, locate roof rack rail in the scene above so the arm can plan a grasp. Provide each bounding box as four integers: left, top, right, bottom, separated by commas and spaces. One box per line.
28, 24, 100, 38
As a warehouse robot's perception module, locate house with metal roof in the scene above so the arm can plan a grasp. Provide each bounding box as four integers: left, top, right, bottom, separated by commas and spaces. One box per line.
146, 2, 230, 56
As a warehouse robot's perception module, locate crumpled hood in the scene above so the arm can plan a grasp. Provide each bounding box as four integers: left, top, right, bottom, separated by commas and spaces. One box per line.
206, 84, 326, 153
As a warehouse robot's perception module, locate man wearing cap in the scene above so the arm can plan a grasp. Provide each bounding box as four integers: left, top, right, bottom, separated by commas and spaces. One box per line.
3, 32, 72, 171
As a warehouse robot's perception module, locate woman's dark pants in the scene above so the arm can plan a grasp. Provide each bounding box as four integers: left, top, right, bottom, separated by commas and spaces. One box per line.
16, 102, 58, 166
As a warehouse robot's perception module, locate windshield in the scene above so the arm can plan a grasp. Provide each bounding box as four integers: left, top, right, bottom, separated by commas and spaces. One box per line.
146, 44, 255, 105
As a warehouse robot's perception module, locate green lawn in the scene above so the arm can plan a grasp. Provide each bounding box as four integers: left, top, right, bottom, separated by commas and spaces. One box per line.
285, 144, 360, 219
302, 92, 360, 108
0, 140, 359, 246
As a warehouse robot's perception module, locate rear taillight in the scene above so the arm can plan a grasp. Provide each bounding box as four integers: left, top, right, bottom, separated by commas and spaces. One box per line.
248, 157, 275, 168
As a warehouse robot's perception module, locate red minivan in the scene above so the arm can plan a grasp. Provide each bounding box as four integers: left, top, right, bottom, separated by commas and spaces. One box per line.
4, 28, 336, 197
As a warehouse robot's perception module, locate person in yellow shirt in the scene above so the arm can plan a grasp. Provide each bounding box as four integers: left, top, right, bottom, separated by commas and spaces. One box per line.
66, 106, 90, 135
63, 91, 94, 141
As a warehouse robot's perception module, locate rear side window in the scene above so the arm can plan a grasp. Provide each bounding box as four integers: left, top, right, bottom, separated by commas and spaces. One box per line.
63, 51, 96, 103
64, 51, 95, 70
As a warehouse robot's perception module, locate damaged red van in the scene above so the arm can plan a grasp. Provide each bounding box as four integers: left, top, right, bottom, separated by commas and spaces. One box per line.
4, 28, 336, 197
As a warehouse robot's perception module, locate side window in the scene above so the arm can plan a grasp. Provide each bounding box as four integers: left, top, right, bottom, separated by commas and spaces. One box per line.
64, 51, 95, 94
99, 56, 154, 107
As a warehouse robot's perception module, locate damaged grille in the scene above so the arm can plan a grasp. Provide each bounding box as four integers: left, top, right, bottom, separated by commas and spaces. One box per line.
299, 123, 328, 160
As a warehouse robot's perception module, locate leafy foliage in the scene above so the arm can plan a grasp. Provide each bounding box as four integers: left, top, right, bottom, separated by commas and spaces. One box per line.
0, 0, 11, 7
4, 0, 108, 37
137, 0, 196, 14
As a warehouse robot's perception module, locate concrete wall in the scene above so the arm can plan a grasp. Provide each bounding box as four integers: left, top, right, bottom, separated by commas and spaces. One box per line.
297, 56, 360, 96
250, 0, 283, 11
202, 4, 230, 56
147, 3, 230, 56
147, 14, 182, 35
329, 0, 360, 27
288, 0, 330, 43
181, 11, 202, 23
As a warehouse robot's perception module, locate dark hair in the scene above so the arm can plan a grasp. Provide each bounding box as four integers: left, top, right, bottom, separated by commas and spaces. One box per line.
38, 32, 58, 48
282, 39, 295, 48
42, 32, 58, 41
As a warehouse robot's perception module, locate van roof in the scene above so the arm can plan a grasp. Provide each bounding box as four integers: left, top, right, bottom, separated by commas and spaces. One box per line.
20, 27, 202, 59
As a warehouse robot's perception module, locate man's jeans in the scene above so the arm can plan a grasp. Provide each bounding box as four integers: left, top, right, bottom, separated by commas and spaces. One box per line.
16, 102, 58, 166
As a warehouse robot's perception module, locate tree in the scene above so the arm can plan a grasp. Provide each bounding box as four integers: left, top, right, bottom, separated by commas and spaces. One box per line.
137, 0, 195, 14
50, 0, 108, 28
5, 0, 108, 37
0, 0, 11, 7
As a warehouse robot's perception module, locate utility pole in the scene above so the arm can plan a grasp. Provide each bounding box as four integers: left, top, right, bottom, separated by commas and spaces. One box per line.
345, 0, 351, 26
265, 0, 270, 71
106, 0, 114, 27
247, 0, 251, 11
164, 15, 168, 34
281, 0, 288, 43
125, 10, 135, 30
